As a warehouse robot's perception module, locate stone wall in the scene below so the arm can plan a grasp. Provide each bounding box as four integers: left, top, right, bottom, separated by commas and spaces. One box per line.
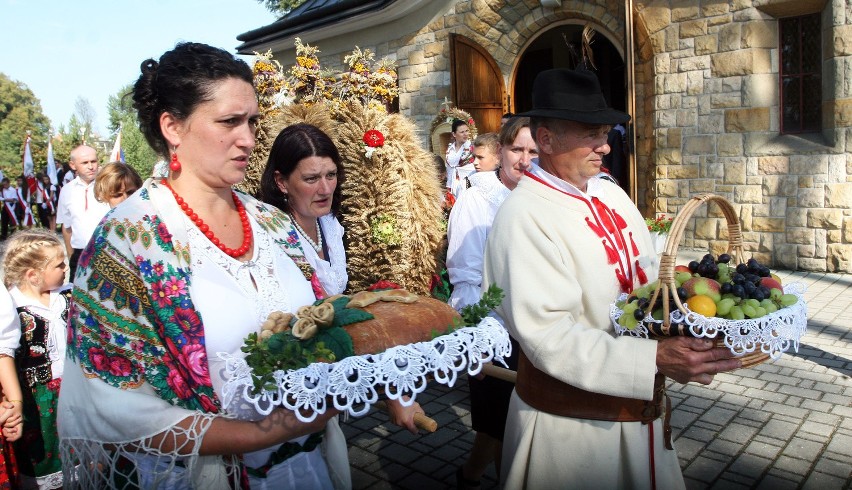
270, 0, 852, 272
635, 0, 852, 272
273, 0, 625, 150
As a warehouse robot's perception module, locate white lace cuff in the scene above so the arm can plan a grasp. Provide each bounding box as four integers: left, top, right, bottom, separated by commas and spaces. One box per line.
611, 282, 808, 361
219, 317, 512, 422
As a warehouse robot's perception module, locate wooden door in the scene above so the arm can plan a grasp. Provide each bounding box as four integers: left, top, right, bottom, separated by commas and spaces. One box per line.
450, 34, 505, 135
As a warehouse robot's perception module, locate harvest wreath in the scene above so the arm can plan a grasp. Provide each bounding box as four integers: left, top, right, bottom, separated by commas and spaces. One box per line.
219, 285, 510, 422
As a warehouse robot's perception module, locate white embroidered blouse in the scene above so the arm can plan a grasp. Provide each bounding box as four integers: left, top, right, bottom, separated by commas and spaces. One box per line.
446, 171, 510, 310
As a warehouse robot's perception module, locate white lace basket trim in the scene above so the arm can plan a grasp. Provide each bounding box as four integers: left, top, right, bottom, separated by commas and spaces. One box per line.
610, 282, 807, 361
219, 317, 511, 422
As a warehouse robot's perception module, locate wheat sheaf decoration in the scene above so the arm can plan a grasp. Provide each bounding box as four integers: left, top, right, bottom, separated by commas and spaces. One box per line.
244, 43, 444, 295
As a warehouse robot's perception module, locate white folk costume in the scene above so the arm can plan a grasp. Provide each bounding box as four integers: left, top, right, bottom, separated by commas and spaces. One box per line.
447, 169, 518, 442
293, 214, 348, 296
483, 163, 684, 490
58, 179, 350, 490
445, 140, 475, 199
446, 170, 509, 310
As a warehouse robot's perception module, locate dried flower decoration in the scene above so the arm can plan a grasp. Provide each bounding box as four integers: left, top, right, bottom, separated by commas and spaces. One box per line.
252, 51, 288, 116
288, 38, 335, 105
370, 213, 402, 246
363, 129, 385, 159
338, 46, 399, 112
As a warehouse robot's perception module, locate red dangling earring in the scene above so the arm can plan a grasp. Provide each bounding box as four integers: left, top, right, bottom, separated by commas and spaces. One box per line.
169, 150, 182, 172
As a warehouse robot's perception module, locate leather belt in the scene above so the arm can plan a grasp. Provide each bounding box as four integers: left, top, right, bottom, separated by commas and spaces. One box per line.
516, 352, 673, 449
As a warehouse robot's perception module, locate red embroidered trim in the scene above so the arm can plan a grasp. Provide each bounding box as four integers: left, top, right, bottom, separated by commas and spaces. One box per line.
522, 171, 647, 293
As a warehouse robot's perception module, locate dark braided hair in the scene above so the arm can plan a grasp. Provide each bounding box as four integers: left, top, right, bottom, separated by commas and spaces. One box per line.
131, 42, 254, 156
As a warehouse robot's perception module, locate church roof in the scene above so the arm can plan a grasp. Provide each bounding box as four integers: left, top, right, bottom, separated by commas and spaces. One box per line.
236, 0, 396, 54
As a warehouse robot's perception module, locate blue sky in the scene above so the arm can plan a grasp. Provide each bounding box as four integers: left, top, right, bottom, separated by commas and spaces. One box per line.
1, 0, 277, 136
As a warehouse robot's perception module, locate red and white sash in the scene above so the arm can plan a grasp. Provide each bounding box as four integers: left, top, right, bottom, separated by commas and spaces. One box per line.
3, 199, 18, 226
16, 189, 35, 226
38, 183, 55, 213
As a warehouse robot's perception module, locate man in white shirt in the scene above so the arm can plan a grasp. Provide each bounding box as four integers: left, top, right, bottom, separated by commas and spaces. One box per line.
56, 145, 110, 279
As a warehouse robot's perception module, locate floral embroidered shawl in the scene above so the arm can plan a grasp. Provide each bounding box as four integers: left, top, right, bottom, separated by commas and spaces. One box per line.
67, 178, 315, 413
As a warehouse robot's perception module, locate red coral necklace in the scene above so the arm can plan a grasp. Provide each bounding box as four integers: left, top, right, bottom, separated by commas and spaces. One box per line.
160, 179, 252, 258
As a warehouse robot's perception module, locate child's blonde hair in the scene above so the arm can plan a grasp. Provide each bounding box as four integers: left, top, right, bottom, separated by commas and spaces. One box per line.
94, 162, 143, 203
473, 132, 499, 155
2, 229, 65, 288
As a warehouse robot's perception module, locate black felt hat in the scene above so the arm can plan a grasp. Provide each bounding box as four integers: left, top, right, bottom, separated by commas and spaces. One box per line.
518, 69, 630, 125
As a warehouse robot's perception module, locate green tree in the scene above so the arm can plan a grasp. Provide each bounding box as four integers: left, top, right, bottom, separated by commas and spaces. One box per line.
0, 73, 51, 179
256, 0, 304, 15
107, 84, 158, 178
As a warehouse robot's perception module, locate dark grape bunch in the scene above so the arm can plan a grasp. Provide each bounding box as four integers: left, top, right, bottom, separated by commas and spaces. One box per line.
617, 253, 798, 327
617, 282, 688, 331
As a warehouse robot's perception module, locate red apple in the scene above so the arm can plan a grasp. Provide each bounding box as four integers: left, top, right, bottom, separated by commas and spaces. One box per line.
674, 265, 692, 273
760, 277, 783, 292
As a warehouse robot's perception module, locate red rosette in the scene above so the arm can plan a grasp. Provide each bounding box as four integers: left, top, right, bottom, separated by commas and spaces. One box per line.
363, 129, 385, 148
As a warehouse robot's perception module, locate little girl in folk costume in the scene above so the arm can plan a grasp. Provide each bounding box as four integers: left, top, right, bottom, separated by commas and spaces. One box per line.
0, 229, 71, 490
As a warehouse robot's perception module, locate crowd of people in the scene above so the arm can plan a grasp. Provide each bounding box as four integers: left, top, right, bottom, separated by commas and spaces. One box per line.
0, 41, 743, 490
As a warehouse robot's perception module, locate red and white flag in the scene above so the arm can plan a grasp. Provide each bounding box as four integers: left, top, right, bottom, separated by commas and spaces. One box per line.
109, 128, 125, 163
22, 135, 37, 195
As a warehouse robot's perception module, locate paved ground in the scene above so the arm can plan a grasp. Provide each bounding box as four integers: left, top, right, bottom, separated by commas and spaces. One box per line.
341, 268, 852, 489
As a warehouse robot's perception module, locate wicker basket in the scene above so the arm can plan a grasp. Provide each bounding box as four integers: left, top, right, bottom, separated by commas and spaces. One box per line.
611, 193, 807, 368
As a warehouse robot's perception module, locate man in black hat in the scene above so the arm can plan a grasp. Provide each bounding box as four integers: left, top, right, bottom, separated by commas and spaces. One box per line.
483, 69, 740, 489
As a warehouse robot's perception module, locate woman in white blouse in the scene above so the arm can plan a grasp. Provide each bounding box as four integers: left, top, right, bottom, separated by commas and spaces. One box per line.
260, 122, 423, 428
259, 123, 348, 296
446, 117, 537, 489
58, 43, 348, 490
445, 119, 475, 199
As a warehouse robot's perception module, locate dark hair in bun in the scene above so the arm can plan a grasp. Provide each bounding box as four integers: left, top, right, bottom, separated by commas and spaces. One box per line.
451, 119, 468, 133
131, 42, 254, 156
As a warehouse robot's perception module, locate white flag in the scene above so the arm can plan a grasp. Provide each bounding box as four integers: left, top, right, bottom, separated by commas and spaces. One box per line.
46, 138, 58, 185
22, 136, 34, 177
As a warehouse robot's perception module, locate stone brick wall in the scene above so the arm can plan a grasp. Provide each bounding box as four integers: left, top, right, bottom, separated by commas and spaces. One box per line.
635, 0, 852, 272
272, 0, 625, 150
269, 0, 852, 272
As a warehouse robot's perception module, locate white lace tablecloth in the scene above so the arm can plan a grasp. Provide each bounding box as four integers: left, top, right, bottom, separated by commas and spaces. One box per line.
218, 317, 511, 422
611, 282, 808, 360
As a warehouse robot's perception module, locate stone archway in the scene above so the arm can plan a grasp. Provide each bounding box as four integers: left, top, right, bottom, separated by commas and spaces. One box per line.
512, 22, 630, 192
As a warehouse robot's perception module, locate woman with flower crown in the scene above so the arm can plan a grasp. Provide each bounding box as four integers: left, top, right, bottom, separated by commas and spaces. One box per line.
57, 43, 350, 489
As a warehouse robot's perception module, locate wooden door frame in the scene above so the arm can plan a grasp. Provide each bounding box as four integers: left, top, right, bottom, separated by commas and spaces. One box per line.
449, 33, 507, 117
507, 20, 636, 202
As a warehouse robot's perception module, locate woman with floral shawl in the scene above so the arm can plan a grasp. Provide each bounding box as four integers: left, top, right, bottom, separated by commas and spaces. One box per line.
57, 43, 349, 489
